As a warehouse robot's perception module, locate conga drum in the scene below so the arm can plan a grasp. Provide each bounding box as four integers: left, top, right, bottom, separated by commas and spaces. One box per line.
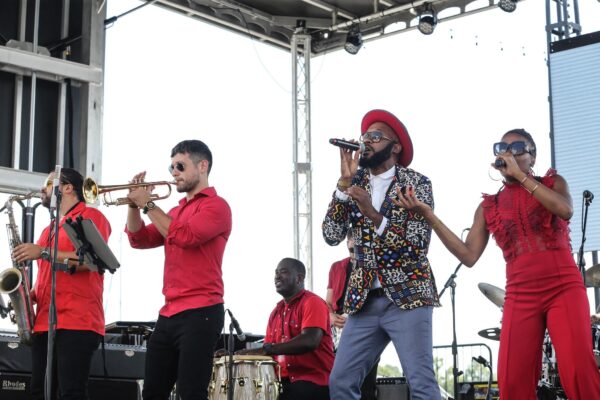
209, 355, 280, 400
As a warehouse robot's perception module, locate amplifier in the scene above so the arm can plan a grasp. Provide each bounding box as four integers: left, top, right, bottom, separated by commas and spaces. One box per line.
0, 332, 146, 380
0, 372, 141, 400
376, 377, 410, 400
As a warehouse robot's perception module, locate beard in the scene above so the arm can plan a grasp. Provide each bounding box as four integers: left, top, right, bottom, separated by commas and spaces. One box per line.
359, 141, 396, 169
176, 177, 200, 193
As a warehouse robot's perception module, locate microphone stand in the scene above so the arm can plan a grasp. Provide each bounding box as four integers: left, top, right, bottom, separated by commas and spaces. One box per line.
472, 356, 492, 400
577, 192, 593, 284
45, 188, 62, 400
439, 261, 464, 400
227, 317, 236, 400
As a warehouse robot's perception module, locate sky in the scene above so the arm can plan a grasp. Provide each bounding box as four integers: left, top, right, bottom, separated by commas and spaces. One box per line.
2, 0, 600, 380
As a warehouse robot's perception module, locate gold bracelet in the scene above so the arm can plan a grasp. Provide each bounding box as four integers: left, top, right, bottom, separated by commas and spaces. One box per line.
430, 221, 439, 231
530, 184, 539, 194
520, 175, 528, 184
337, 177, 351, 186
524, 183, 539, 194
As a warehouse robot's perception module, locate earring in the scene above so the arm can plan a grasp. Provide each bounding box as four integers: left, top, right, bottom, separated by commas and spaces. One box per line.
529, 165, 537, 177
488, 165, 502, 182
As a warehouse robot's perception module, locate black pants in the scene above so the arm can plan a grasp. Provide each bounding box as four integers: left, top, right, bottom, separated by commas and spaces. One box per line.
281, 379, 330, 400
30, 330, 102, 400
142, 304, 224, 400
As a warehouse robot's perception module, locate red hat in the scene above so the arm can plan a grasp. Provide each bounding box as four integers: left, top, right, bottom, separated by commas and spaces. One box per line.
361, 109, 413, 167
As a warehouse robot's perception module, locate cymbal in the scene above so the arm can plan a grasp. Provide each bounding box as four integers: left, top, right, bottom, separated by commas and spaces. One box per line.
478, 282, 506, 309
478, 327, 501, 341
585, 264, 600, 288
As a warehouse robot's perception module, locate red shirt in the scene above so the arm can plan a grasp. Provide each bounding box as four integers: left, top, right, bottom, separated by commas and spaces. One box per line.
264, 290, 334, 386
126, 187, 231, 317
34, 202, 111, 335
327, 257, 351, 313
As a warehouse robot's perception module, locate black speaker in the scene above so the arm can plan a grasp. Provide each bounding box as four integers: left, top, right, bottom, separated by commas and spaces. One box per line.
376, 377, 410, 400
0, 372, 141, 400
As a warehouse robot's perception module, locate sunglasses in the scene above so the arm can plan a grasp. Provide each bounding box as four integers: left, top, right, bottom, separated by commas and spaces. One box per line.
168, 162, 185, 174
493, 141, 534, 156
360, 130, 395, 144
44, 178, 70, 191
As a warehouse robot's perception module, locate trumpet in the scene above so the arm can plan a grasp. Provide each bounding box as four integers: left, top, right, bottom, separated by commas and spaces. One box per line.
83, 177, 175, 206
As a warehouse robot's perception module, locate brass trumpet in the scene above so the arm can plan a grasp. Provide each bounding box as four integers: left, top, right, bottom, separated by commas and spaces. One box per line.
83, 177, 175, 206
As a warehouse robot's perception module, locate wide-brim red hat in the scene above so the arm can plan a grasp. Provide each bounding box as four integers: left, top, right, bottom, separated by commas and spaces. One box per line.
361, 109, 413, 167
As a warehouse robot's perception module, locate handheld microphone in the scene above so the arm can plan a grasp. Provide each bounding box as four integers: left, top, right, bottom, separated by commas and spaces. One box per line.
583, 190, 594, 201
329, 138, 366, 152
494, 159, 506, 168
227, 309, 246, 341
50, 164, 62, 210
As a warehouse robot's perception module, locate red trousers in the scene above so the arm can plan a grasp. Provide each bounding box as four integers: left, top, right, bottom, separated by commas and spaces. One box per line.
498, 250, 600, 399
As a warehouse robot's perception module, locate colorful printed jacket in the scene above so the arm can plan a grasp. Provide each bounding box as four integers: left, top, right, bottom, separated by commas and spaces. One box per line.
322, 164, 440, 314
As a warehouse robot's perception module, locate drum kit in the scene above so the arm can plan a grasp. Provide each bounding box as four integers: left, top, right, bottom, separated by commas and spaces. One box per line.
477, 263, 600, 399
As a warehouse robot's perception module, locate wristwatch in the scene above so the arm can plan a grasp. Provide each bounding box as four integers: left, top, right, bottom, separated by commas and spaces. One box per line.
262, 343, 274, 356
40, 247, 50, 261
143, 200, 156, 214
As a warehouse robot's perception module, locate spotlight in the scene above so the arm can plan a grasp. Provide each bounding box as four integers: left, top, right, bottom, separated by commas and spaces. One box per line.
344, 25, 362, 55
417, 4, 437, 35
498, 0, 518, 12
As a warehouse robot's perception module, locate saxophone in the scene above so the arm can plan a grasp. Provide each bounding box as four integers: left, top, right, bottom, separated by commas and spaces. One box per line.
0, 192, 39, 345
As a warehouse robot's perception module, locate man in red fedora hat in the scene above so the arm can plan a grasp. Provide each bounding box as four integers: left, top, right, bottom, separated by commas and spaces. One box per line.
322, 109, 441, 399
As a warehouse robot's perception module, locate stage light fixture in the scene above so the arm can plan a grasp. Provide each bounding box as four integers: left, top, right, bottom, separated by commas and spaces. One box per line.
417, 4, 437, 35
344, 25, 362, 55
498, 0, 518, 12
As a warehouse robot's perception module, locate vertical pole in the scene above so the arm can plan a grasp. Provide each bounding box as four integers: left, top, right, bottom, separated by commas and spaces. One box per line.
291, 30, 313, 290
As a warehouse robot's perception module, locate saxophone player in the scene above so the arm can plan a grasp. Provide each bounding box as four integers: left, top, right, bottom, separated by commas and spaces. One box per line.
12, 168, 111, 400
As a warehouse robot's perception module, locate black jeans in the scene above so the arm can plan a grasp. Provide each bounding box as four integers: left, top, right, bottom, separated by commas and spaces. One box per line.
281, 379, 330, 400
30, 330, 102, 400
142, 304, 224, 400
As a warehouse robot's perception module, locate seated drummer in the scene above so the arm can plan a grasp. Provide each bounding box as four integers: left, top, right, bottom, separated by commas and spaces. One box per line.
239, 257, 334, 400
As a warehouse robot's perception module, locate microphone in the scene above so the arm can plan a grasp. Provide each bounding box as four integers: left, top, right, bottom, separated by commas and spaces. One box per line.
50, 164, 62, 210
472, 355, 490, 368
329, 138, 366, 152
583, 190, 594, 201
227, 309, 246, 341
494, 159, 505, 168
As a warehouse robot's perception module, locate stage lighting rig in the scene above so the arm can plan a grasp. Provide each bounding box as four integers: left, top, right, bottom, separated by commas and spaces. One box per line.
417, 4, 437, 35
344, 25, 363, 55
498, 0, 518, 12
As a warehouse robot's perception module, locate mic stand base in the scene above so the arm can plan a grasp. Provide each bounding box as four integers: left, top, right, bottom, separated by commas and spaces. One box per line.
227, 323, 235, 400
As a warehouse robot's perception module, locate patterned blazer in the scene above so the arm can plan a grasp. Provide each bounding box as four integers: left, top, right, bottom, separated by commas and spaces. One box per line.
322, 164, 440, 314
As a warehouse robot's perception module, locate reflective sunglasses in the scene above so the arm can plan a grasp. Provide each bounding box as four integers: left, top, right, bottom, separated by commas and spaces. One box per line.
360, 130, 395, 143
493, 141, 534, 156
44, 178, 69, 191
168, 162, 185, 174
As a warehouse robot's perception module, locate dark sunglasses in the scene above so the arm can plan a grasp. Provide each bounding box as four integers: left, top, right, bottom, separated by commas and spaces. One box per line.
360, 130, 395, 144
168, 162, 185, 174
493, 141, 534, 156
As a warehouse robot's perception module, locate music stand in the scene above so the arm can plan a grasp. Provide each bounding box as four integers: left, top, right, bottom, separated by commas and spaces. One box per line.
63, 216, 120, 274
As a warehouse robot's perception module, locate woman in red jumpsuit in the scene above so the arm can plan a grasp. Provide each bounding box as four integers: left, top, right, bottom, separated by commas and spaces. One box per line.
395, 128, 600, 399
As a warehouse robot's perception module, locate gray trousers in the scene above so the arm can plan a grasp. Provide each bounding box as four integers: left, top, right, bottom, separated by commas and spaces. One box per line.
329, 294, 441, 400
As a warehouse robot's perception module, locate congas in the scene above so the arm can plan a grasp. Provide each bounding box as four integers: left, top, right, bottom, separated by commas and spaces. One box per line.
209, 355, 280, 400
592, 324, 600, 367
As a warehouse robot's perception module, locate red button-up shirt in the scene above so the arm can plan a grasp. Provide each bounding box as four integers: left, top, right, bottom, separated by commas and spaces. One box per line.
327, 257, 351, 313
265, 290, 334, 386
34, 202, 111, 335
126, 187, 231, 317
